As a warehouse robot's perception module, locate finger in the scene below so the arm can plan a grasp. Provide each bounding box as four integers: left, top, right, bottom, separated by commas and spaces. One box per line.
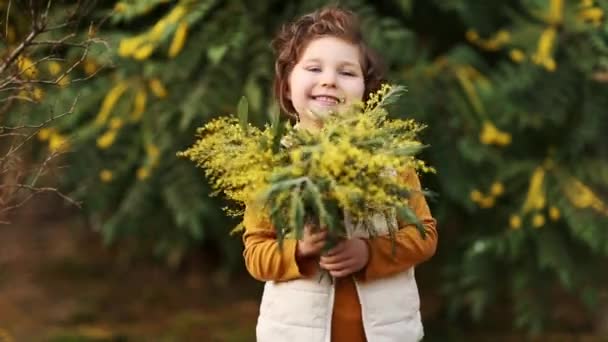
329, 268, 354, 278
319, 252, 350, 265
303, 224, 315, 236
319, 258, 354, 271
311, 230, 328, 242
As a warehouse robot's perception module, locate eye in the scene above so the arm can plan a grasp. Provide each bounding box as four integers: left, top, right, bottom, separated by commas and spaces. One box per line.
340, 70, 357, 76
306, 66, 321, 72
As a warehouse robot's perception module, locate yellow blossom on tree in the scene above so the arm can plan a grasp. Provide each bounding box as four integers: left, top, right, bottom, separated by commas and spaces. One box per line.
114, 2, 127, 12
131, 88, 147, 121
510, 215, 522, 230
95, 81, 129, 125
578, 7, 604, 27
109, 118, 123, 130
532, 213, 546, 228
479, 196, 495, 208
148, 78, 168, 98
470, 189, 483, 203
549, 206, 561, 221
58, 75, 70, 88
133, 43, 155, 60
49, 133, 69, 153
118, 36, 146, 57
83, 58, 98, 75
169, 22, 188, 58
38, 128, 54, 141
480, 121, 512, 146
100, 169, 113, 182
523, 166, 546, 212
17, 56, 38, 78
547, 0, 564, 25
533, 27, 557, 70
543, 58, 557, 72
97, 130, 117, 149
47, 61, 62, 76
563, 177, 607, 214
137, 167, 150, 180
466, 29, 479, 42
32, 87, 44, 102
509, 49, 526, 63
491, 182, 505, 196
146, 144, 160, 166
471, 29, 511, 51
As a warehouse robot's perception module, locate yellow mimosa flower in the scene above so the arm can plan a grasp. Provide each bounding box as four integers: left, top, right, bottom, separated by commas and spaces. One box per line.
169, 22, 188, 58
109, 118, 123, 130
100, 169, 113, 182
114, 2, 127, 12
509, 49, 526, 63
17, 56, 37, 78
137, 167, 150, 180
470, 189, 483, 203
479, 196, 495, 208
49, 133, 69, 152
510, 215, 522, 230
38, 128, 54, 141
133, 43, 155, 60
97, 130, 117, 149
480, 121, 511, 146
149, 78, 168, 98
466, 29, 479, 42
491, 182, 505, 196
58, 75, 70, 88
83, 58, 98, 76
523, 166, 546, 212
549, 206, 561, 221
47, 61, 62, 76
95, 81, 129, 125
548, 0, 564, 24
32, 87, 44, 102
131, 88, 147, 121
532, 214, 545, 228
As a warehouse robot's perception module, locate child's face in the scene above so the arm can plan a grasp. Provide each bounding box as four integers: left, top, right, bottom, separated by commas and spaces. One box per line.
288, 36, 365, 124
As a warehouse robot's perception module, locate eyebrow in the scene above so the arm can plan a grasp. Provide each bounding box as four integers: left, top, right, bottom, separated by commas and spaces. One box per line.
301, 58, 360, 68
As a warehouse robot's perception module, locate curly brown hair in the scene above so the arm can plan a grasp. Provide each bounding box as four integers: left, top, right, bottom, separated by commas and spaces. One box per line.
271, 6, 385, 117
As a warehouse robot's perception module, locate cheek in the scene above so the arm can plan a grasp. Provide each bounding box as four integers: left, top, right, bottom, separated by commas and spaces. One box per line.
287, 70, 302, 97
349, 78, 365, 100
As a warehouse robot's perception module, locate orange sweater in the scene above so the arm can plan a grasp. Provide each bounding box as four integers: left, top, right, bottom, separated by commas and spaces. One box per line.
242, 169, 438, 342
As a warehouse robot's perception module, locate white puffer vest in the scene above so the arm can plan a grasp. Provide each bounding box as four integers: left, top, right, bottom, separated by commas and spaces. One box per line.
256, 210, 424, 342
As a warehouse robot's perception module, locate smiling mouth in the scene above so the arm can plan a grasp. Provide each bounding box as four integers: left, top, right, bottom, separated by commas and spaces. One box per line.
311, 95, 343, 105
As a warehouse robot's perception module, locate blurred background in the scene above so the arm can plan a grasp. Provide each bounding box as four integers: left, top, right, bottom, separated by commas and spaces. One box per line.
1, 0, 607, 341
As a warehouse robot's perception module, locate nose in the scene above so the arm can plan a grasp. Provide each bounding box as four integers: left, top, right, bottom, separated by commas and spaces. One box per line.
319, 70, 337, 88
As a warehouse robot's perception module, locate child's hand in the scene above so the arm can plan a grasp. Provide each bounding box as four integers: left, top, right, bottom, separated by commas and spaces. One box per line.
319, 238, 369, 278
296, 223, 327, 258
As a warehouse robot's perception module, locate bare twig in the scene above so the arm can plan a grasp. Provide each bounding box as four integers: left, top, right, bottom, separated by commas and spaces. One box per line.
0, 28, 41, 75
0, 94, 79, 162
0, 184, 82, 215
0, 0, 106, 223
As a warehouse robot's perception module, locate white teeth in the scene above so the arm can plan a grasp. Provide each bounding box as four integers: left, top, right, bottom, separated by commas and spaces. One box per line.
313, 96, 339, 104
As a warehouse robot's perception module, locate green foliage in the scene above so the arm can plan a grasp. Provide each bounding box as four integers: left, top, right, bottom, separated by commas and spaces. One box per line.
403, 0, 608, 332
11, 0, 608, 333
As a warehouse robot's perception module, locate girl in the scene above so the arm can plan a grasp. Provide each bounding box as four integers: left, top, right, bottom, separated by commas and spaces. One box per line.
242, 6, 438, 342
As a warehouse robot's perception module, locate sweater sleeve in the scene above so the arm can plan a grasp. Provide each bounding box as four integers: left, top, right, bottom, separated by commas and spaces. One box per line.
242, 203, 317, 282
358, 169, 438, 282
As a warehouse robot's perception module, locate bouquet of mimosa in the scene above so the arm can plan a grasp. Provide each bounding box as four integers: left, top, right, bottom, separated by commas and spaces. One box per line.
178, 84, 434, 249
